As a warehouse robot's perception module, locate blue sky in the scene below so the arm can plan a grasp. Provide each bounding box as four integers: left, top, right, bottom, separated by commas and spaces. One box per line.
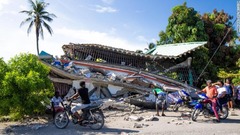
0, 0, 237, 61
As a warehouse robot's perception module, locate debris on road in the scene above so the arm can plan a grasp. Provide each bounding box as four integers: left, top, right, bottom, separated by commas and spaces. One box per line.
133, 123, 149, 128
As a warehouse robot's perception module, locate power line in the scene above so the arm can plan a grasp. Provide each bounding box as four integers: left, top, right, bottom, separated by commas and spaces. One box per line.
197, 18, 237, 81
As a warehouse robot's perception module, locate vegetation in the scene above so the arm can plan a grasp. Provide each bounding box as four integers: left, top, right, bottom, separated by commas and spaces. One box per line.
0, 54, 53, 120
157, 2, 239, 87
20, 0, 56, 55
218, 56, 240, 85
158, 2, 208, 45
0, 58, 8, 90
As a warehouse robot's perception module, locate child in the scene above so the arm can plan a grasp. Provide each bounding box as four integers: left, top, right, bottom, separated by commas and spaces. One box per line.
51, 91, 64, 119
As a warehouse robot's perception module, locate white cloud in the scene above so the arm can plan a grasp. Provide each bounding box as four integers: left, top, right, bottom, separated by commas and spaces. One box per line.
95, 5, 117, 13
19, 5, 27, 11
101, 0, 114, 5
137, 35, 148, 42
109, 27, 117, 34
55, 27, 145, 51
0, 0, 9, 10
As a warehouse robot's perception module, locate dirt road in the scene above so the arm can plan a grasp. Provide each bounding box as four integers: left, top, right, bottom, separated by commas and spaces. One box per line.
1, 109, 239, 135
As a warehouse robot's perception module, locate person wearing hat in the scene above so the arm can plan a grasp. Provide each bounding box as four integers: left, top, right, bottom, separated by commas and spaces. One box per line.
149, 83, 166, 116
197, 80, 219, 122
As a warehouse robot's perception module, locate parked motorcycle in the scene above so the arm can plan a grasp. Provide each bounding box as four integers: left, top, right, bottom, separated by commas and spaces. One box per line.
191, 94, 228, 121
54, 100, 104, 130
172, 89, 197, 112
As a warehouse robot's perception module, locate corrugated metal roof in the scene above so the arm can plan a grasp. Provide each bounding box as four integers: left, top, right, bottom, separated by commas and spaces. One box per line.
146, 42, 207, 58
63, 42, 207, 60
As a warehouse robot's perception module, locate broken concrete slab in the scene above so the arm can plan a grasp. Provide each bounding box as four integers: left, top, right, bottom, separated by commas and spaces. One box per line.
128, 116, 144, 121
144, 115, 159, 121
133, 123, 142, 128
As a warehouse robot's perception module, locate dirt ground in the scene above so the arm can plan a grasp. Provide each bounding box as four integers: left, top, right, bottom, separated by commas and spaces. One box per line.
0, 108, 240, 135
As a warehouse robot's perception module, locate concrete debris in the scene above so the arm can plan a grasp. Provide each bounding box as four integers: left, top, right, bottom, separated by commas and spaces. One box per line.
181, 112, 191, 117
144, 115, 159, 121
133, 123, 149, 128
121, 132, 129, 135
133, 123, 142, 128
129, 116, 144, 121
171, 118, 178, 122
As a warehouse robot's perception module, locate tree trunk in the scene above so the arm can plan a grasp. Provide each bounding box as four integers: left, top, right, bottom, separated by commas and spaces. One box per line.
35, 25, 39, 55
35, 15, 40, 56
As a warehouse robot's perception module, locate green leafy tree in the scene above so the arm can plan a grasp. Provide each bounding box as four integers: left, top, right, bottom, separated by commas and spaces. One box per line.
0, 58, 8, 79
0, 54, 53, 120
0, 58, 8, 90
201, 9, 239, 85
202, 9, 237, 55
218, 57, 240, 85
158, 2, 208, 44
20, 0, 56, 55
157, 2, 209, 86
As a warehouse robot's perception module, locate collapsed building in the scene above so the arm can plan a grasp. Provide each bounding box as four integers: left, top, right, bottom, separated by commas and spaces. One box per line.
39, 42, 206, 108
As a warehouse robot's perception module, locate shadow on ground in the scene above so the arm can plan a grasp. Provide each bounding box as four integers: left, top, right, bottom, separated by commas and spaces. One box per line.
3, 122, 139, 135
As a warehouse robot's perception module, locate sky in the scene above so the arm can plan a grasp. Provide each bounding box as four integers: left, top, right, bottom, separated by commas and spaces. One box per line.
0, 0, 237, 61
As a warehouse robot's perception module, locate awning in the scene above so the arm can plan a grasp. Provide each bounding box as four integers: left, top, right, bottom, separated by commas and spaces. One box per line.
146, 42, 207, 58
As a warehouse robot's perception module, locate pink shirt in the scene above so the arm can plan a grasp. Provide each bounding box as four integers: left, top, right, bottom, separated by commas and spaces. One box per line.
202, 86, 218, 99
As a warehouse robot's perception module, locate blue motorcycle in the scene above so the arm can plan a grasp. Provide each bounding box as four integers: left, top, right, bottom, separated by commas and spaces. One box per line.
191, 94, 228, 121
172, 89, 197, 112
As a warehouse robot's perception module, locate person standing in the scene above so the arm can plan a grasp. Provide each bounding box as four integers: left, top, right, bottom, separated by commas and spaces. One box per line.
225, 78, 235, 110
214, 81, 227, 112
197, 80, 219, 122
150, 84, 166, 116
51, 91, 64, 119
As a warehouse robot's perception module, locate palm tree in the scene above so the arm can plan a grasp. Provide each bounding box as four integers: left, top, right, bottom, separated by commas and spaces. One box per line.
20, 0, 56, 55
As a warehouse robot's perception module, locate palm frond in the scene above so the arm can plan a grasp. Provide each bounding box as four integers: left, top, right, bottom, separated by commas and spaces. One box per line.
48, 13, 57, 18
39, 25, 44, 39
41, 15, 53, 22
19, 10, 32, 15
27, 21, 34, 34
20, 17, 33, 27
42, 21, 53, 35
40, 11, 56, 18
28, 0, 36, 10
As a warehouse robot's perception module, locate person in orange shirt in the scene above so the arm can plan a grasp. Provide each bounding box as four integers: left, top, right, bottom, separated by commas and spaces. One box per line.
197, 80, 220, 122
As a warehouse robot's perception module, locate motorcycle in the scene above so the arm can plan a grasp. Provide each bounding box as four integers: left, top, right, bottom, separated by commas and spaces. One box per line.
54, 99, 104, 130
191, 94, 228, 121
172, 89, 198, 112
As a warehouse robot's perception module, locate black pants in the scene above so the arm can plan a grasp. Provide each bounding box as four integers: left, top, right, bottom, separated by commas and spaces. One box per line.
217, 97, 228, 111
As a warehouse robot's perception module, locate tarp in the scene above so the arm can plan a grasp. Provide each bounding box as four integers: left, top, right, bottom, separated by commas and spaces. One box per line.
39, 51, 53, 59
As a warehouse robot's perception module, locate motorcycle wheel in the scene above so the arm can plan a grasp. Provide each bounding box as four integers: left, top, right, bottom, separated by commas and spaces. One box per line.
191, 109, 201, 121
89, 111, 104, 130
219, 106, 228, 120
54, 111, 69, 129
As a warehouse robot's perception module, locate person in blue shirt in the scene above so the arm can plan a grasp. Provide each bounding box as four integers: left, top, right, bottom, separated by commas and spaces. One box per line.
150, 83, 166, 116
225, 79, 235, 110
